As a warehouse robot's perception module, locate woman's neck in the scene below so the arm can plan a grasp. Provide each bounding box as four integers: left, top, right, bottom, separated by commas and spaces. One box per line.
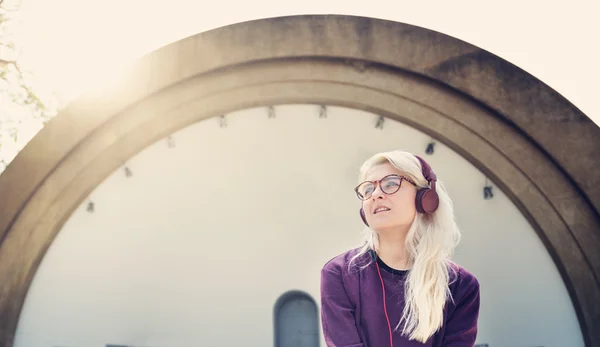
377, 231, 411, 270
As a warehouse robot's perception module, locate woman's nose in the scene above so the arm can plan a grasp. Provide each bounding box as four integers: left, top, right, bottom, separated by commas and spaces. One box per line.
371, 184, 385, 199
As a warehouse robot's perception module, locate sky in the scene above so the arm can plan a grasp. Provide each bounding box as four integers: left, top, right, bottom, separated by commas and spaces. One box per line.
14, 0, 600, 126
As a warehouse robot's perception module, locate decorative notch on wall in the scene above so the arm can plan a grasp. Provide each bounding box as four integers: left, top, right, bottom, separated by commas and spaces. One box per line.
268, 106, 276, 119
319, 105, 327, 118
167, 135, 176, 148
219, 115, 227, 128
484, 178, 494, 200
425, 140, 436, 155
375, 115, 385, 129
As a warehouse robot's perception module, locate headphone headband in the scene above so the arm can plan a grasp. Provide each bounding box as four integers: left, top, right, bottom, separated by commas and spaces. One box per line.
414, 155, 437, 190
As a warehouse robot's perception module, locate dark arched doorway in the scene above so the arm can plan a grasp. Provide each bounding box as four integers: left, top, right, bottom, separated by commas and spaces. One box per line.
274, 290, 320, 347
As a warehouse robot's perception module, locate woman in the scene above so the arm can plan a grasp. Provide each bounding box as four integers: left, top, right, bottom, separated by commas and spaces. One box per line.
320, 150, 480, 347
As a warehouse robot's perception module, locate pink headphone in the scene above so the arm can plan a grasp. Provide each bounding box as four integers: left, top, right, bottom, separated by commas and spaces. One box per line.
359, 155, 439, 226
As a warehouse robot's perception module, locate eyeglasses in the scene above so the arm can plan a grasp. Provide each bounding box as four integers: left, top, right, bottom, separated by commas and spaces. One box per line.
354, 174, 416, 201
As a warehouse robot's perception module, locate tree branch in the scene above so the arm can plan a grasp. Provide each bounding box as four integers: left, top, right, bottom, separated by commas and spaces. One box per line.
0, 0, 20, 12
0, 57, 21, 73
0, 57, 47, 110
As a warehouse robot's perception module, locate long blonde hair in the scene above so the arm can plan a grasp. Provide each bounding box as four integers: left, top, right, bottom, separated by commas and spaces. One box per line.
349, 150, 461, 342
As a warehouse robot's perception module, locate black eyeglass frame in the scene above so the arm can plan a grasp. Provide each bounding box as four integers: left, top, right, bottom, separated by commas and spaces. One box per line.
354, 174, 417, 201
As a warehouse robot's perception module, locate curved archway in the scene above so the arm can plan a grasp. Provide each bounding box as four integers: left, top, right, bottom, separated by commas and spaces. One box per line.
0, 15, 598, 347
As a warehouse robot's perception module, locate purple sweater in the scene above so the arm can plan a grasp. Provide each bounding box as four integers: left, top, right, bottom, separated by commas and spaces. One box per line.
320, 248, 480, 347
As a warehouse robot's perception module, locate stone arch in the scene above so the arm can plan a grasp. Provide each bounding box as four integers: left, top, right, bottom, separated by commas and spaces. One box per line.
0, 15, 598, 347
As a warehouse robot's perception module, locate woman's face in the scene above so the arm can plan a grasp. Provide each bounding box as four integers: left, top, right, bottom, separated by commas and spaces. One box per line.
361, 162, 418, 232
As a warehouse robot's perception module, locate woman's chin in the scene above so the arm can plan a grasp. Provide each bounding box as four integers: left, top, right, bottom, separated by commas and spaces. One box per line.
370, 219, 412, 233
370, 222, 396, 232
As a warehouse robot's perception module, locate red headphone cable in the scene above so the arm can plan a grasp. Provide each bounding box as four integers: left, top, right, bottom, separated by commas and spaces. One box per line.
376, 262, 394, 347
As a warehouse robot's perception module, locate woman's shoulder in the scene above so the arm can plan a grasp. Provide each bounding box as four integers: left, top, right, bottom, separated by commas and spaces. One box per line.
447, 261, 480, 298
322, 247, 370, 274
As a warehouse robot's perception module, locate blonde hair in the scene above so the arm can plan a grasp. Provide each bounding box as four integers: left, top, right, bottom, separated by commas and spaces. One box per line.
349, 149, 461, 342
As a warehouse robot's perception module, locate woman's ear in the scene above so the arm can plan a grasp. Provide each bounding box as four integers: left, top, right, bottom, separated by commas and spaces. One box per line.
360, 208, 369, 226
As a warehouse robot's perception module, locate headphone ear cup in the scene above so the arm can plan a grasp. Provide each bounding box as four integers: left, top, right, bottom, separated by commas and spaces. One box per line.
416, 188, 439, 214
360, 208, 369, 226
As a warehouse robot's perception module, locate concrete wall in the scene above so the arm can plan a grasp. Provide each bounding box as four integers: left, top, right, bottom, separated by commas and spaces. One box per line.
13, 106, 584, 347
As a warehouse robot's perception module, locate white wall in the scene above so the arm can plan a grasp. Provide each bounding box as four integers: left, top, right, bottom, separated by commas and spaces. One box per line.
14, 105, 584, 347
